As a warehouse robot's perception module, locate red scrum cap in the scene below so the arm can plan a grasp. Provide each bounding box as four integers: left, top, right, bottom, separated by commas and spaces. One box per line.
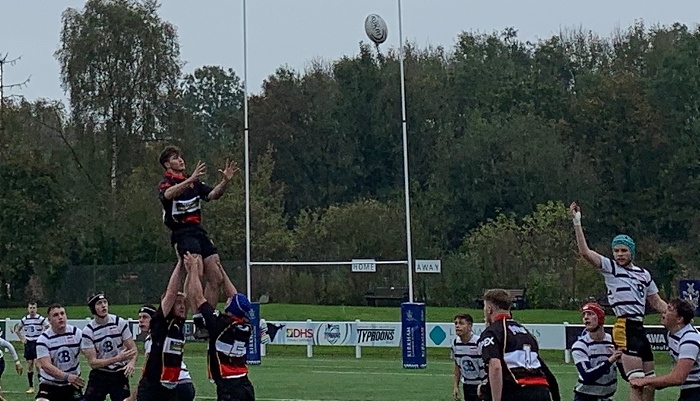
582, 302, 606, 328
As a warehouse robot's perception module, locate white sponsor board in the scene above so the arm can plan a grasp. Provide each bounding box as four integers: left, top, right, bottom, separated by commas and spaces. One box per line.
356, 323, 401, 347
425, 322, 565, 349
351, 259, 376, 272
415, 259, 441, 273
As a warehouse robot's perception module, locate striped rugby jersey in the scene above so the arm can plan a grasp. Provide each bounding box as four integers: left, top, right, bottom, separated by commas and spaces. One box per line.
19, 314, 47, 341
451, 333, 485, 385
667, 324, 700, 390
36, 325, 82, 386
572, 332, 617, 398
80, 314, 132, 372
144, 337, 192, 381
599, 256, 658, 321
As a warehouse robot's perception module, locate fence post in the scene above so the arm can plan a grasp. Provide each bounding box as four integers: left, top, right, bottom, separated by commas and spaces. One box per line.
306, 319, 313, 358
563, 322, 571, 364
355, 319, 361, 358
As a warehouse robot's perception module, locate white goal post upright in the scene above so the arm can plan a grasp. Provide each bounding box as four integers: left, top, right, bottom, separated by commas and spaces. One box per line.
243, 0, 252, 297
397, 0, 415, 303
241, 0, 415, 303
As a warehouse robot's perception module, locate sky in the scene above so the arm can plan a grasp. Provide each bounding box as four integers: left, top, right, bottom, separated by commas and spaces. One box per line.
1, 0, 698, 102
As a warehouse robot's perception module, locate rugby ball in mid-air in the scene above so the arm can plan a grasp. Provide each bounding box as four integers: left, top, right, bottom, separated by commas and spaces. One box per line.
364, 14, 388, 45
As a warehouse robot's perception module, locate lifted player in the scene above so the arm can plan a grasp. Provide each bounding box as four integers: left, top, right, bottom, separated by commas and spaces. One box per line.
571, 202, 667, 401
184, 252, 255, 401
158, 145, 237, 338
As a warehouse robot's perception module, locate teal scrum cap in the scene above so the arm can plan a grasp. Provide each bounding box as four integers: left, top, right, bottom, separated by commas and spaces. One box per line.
611, 234, 635, 259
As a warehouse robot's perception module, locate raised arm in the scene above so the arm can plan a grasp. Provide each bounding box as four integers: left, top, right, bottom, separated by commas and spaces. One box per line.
647, 293, 668, 314
219, 262, 238, 300
161, 162, 205, 200
184, 252, 207, 311
206, 160, 238, 201
161, 259, 184, 316
570, 202, 602, 269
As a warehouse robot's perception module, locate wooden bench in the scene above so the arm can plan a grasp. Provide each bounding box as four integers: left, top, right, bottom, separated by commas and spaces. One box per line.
364, 287, 409, 307
475, 288, 528, 310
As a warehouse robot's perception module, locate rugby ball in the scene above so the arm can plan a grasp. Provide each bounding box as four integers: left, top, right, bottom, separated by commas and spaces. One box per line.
364, 14, 388, 45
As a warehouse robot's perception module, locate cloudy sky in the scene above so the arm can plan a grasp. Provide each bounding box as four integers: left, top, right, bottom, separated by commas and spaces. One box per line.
1, 0, 698, 102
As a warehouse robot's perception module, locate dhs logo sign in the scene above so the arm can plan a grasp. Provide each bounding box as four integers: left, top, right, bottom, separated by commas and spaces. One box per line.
286, 327, 314, 340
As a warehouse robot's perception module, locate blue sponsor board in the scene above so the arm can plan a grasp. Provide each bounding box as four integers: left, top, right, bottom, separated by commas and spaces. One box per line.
680, 280, 700, 316
247, 302, 261, 365
401, 302, 426, 369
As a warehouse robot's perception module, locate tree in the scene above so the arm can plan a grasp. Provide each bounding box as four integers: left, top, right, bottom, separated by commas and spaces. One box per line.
55, 0, 181, 193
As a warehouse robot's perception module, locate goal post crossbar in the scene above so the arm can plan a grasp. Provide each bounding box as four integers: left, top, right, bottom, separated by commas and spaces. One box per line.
249, 260, 408, 266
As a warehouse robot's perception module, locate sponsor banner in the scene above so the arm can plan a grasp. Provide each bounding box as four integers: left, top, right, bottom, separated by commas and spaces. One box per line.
0, 320, 6, 340
401, 302, 426, 369
247, 303, 261, 364
680, 280, 700, 316
315, 322, 355, 346
356, 323, 400, 347
426, 322, 565, 350
564, 324, 700, 351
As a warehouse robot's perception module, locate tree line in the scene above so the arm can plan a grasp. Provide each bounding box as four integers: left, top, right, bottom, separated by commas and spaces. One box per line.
1, 0, 699, 307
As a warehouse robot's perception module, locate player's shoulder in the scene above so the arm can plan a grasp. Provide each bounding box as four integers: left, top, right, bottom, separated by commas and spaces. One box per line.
680, 325, 700, 342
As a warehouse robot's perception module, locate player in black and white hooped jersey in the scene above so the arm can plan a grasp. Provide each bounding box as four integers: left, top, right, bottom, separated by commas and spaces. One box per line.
572, 302, 622, 401
16, 302, 49, 394
571, 202, 667, 401
35, 303, 85, 401
81, 292, 138, 401
630, 298, 700, 401
451, 313, 484, 401
0, 334, 23, 400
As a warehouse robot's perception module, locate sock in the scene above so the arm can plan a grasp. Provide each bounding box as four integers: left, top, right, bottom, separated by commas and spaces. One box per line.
193, 313, 205, 329
28, 371, 34, 387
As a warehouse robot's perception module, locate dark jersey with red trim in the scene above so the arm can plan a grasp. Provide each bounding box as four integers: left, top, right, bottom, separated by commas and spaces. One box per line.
142, 307, 185, 388
200, 302, 251, 381
158, 172, 213, 231
479, 316, 549, 394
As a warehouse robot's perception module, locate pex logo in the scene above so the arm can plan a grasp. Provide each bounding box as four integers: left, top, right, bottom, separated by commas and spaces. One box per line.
286, 328, 314, 338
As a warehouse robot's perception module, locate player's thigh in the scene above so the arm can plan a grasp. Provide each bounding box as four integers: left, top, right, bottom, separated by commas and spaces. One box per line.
174, 382, 195, 401
217, 378, 255, 401
620, 353, 644, 379
108, 380, 131, 401
83, 381, 109, 401
203, 254, 223, 281
25, 341, 37, 360
172, 231, 203, 258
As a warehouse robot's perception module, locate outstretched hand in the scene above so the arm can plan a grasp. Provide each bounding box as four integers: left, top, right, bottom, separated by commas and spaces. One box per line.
187, 161, 206, 183
219, 159, 239, 182
569, 202, 580, 217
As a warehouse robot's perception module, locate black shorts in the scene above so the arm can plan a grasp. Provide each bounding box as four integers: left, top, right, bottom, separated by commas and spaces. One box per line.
679, 387, 700, 401
462, 383, 479, 401
613, 318, 654, 362
35, 383, 83, 401
504, 386, 551, 401
24, 340, 37, 360
0, 358, 5, 378
83, 369, 130, 401
171, 225, 217, 259
216, 376, 255, 401
137, 379, 195, 401
573, 391, 613, 401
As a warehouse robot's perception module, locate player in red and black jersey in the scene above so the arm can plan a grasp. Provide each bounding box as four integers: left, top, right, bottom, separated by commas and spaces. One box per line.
478, 289, 560, 401
136, 259, 194, 401
183, 252, 255, 401
158, 145, 238, 339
